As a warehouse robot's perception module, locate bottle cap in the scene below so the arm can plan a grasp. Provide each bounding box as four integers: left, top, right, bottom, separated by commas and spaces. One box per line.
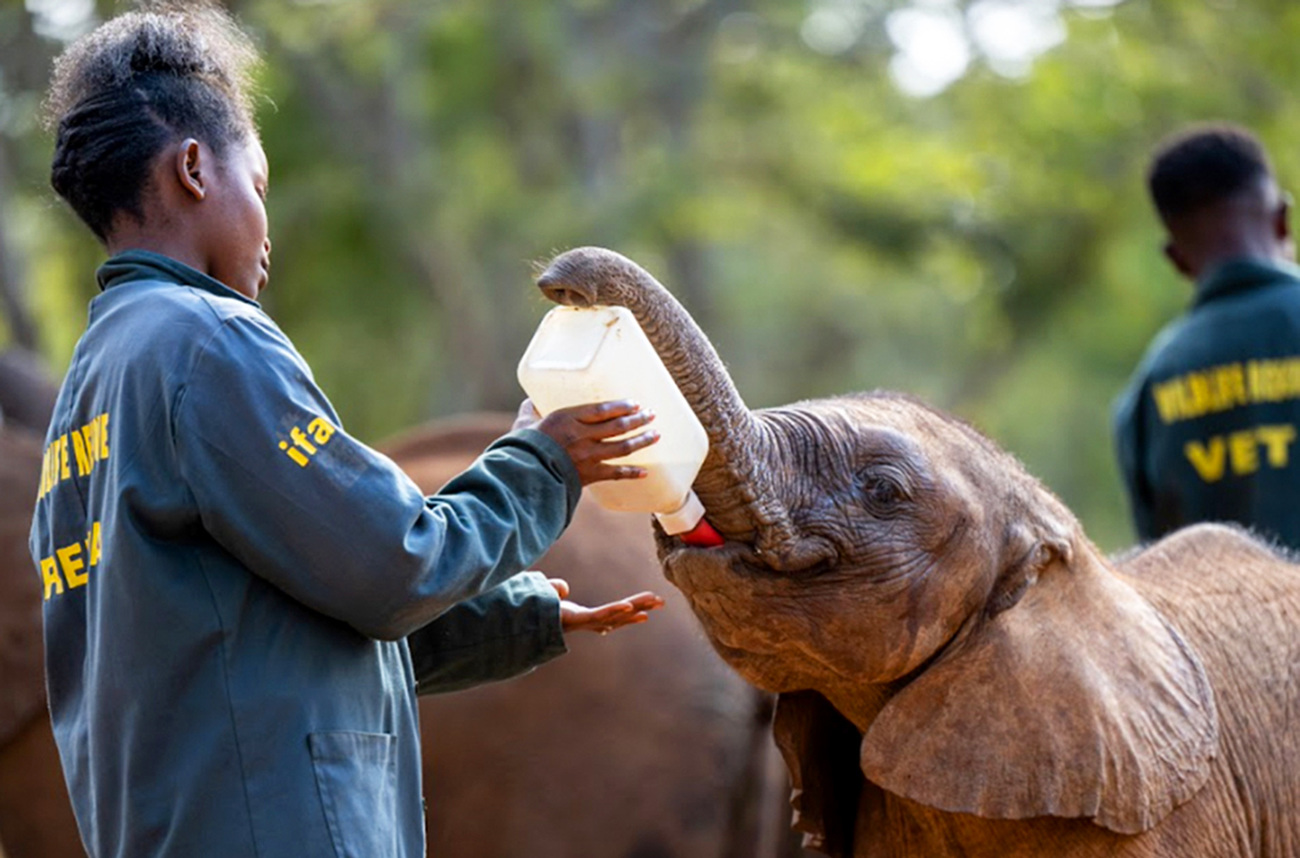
654, 492, 726, 548
654, 491, 706, 535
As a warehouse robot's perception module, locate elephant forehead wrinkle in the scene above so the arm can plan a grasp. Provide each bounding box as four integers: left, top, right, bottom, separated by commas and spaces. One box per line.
758, 407, 858, 461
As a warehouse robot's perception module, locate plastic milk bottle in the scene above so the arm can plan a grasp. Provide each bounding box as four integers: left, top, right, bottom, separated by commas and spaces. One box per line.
517, 306, 723, 546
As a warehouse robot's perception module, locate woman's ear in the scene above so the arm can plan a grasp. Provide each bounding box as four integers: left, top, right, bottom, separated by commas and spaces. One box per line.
174, 138, 206, 201
858, 553, 1218, 835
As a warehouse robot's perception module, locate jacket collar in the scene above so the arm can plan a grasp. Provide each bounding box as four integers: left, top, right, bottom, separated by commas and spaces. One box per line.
96, 250, 260, 307
1193, 256, 1300, 308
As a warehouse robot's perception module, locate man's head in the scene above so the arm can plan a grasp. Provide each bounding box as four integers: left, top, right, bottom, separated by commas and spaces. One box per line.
44, 4, 271, 299
1148, 124, 1292, 282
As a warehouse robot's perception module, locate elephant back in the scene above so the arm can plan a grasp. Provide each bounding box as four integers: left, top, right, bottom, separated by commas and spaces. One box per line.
0, 351, 58, 436
0, 429, 47, 746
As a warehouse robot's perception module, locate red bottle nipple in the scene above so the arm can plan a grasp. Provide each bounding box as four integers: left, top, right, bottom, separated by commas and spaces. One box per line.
679, 518, 725, 548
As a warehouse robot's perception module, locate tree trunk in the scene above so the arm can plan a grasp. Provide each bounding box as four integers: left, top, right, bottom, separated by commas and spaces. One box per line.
0, 142, 40, 353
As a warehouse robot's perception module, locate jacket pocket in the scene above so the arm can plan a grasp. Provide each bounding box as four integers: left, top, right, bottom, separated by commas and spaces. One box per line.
309, 731, 397, 858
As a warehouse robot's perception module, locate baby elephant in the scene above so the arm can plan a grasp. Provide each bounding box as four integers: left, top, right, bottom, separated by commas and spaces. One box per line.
534, 246, 1300, 858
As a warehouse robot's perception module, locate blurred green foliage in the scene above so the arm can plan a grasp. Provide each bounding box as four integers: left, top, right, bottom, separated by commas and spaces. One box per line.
3, 0, 1299, 551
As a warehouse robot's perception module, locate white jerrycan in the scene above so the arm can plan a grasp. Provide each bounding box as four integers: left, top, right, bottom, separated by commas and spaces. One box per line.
517, 305, 719, 541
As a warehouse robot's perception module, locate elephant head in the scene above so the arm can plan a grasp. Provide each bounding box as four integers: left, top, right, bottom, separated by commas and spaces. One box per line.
534, 247, 1218, 850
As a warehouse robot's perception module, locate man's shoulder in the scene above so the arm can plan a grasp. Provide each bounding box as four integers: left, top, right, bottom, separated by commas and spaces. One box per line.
1198, 261, 1300, 313
1133, 317, 1191, 371
1252, 271, 1300, 306
1169, 270, 1300, 338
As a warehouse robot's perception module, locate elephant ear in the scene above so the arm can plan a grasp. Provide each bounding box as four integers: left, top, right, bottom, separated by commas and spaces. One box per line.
859, 550, 1219, 835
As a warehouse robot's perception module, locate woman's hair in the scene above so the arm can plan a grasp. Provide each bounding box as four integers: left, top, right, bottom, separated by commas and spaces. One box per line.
43, 3, 261, 243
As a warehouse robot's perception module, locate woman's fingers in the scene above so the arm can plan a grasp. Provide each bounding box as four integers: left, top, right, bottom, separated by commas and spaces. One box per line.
560, 592, 665, 634
535, 401, 661, 485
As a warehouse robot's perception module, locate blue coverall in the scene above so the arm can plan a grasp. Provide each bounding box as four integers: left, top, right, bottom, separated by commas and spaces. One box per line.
30, 251, 578, 857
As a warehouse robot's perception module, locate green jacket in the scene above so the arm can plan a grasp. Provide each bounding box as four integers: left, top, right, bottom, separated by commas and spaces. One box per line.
1113, 256, 1300, 547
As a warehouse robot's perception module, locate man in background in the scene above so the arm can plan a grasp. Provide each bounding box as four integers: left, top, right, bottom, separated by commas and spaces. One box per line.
1114, 123, 1300, 547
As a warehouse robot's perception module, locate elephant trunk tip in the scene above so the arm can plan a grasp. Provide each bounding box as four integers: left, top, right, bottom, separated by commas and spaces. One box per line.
536, 246, 636, 307
536, 275, 596, 308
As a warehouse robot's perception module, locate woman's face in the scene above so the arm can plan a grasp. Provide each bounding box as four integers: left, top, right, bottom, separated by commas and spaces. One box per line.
204, 134, 270, 300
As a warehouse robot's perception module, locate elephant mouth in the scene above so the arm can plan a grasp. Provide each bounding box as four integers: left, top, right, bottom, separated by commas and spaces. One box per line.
660, 529, 840, 579
661, 541, 749, 586
671, 548, 808, 635
661, 543, 778, 593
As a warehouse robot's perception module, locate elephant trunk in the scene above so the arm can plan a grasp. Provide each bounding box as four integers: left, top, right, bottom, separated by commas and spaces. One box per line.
535, 247, 801, 558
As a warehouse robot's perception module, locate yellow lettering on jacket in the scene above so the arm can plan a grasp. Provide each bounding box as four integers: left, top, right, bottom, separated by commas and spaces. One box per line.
279, 415, 337, 468
70, 430, 92, 477
81, 419, 98, 466
1228, 431, 1259, 476
1185, 438, 1226, 482
308, 418, 336, 445
86, 521, 102, 567
37, 447, 49, 498
40, 557, 63, 600
1154, 358, 1300, 423
37, 412, 111, 500
1184, 424, 1298, 483
57, 543, 88, 589
40, 522, 104, 601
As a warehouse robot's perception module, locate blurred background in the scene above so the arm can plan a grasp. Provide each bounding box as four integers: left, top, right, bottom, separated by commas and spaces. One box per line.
3, 0, 1299, 552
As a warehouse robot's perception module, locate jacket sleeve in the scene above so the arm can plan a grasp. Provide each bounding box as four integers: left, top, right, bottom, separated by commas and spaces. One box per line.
1112, 378, 1159, 543
172, 314, 582, 640
407, 571, 567, 695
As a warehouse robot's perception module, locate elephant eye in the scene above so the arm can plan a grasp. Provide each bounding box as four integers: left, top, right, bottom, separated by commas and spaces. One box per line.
860, 471, 906, 515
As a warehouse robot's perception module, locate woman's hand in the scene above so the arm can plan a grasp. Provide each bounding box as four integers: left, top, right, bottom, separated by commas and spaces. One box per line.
547, 578, 665, 635
516, 398, 660, 486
